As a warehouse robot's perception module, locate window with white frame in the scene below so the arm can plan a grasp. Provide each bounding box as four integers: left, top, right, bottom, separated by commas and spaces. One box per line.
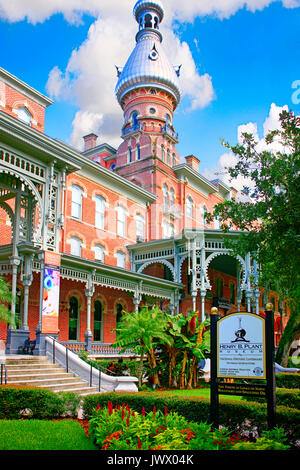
117, 206, 126, 237
71, 185, 83, 219
116, 251, 126, 268
17, 106, 32, 125
95, 195, 105, 229
161, 145, 165, 161
169, 188, 175, 212
201, 205, 207, 226
128, 148, 132, 163
137, 145, 141, 160
136, 214, 145, 240
94, 244, 105, 262
167, 149, 170, 165
70, 237, 82, 257
163, 184, 169, 211
162, 221, 174, 238
214, 216, 220, 229
186, 196, 193, 219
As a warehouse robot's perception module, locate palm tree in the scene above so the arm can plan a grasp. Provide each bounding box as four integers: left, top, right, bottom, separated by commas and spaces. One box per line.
0, 276, 14, 327
113, 305, 171, 387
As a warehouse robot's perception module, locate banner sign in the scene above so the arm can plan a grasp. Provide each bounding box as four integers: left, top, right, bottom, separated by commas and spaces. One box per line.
41, 252, 61, 334
217, 313, 266, 379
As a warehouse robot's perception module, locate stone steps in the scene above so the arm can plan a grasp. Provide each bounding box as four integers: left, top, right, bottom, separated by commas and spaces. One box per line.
4, 356, 101, 396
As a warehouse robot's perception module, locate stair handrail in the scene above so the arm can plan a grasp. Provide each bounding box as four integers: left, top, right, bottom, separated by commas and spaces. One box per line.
45, 335, 138, 393
0, 363, 7, 385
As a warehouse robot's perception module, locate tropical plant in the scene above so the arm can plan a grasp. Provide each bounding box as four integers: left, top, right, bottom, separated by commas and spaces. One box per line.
0, 276, 14, 327
112, 306, 172, 387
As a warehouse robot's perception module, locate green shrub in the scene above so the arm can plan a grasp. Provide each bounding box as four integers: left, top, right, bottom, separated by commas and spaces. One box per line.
0, 386, 80, 419
276, 373, 300, 389
82, 392, 300, 443
244, 388, 300, 409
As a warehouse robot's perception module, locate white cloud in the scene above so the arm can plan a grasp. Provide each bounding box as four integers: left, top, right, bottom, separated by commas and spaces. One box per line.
1, 0, 298, 24
204, 103, 290, 192
0, 0, 298, 149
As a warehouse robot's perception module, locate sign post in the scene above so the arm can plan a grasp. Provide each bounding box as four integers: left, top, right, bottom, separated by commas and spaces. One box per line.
209, 304, 276, 430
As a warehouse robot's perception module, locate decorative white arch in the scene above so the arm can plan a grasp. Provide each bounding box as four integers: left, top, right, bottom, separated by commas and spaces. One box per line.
205, 251, 246, 290
0, 166, 44, 242
137, 259, 175, 280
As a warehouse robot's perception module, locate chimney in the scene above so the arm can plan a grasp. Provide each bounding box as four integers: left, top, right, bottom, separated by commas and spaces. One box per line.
185, 155, 200, 172
83, 133, 98, 151
230, 187, 238, 200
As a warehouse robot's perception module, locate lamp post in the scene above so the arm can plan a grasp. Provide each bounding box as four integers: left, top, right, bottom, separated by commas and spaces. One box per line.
210, 306, 219, 429
265, 302, 276, 429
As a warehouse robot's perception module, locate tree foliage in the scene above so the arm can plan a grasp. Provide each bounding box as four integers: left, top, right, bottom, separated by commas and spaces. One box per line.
207, 110, 299, 365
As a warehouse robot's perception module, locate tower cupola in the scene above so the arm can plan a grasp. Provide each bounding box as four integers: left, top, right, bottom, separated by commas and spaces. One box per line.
115, 0, 181, 110
134, 0, 164, 37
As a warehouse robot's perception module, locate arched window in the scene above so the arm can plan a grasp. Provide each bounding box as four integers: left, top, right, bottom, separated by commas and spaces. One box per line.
94, 244, 105, 262
17, 106, 32, 125
172, 153, 176, 167
186, 197, 193, 219
137, 145, 141, 161
161, 145, 165, 162
144, 13, 152, 28
132, 111, 138, 126
70, 237, 82, 257
93, 300, 103, 342
167, 149, 170, 165
214, 216, 220, 230
95, 195, 105, 229
169, 188, 175, 212
163, 184, 168, 211
117, 251, 126, 268
71, 185, 83, 219
128, 148, 133, 163
117, 206, 126, 237
116, 303, 124, 325
162, 221, 174, 238
136, 214, 145, 240
69, 296, 79, 341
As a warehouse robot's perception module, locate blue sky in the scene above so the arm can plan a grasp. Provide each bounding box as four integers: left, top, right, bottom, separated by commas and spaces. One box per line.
0, 0, 299, 181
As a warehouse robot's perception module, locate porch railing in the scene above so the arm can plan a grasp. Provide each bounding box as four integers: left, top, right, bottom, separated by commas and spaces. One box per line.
61, 341, 135, 356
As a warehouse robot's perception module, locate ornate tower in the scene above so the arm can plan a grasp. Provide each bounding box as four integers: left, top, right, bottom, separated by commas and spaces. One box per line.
115, 0, 181, 179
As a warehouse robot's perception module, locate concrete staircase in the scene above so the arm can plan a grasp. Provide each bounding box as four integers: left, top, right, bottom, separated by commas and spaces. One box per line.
4, 356, 101, 396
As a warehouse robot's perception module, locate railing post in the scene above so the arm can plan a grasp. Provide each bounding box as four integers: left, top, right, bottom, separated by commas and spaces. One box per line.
66, 347, 68, 373
53, 337, 55, 364
98, 367, 101, 392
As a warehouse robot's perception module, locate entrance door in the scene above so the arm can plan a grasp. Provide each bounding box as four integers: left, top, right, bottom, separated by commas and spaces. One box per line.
93, 300, 103, 342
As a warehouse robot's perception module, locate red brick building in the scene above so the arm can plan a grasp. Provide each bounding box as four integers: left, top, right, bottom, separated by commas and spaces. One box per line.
0, 0, 288, 355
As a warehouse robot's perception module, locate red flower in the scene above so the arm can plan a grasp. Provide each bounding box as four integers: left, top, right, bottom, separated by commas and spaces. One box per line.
137, 438, 142, 449
164, 406, 168, 416
142, 406, 145, 416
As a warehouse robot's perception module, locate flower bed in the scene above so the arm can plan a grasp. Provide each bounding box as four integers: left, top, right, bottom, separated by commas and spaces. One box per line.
86, 401, 290, 451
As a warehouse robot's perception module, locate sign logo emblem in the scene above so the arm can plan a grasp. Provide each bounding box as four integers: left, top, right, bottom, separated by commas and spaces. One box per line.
232, 317, 250, 343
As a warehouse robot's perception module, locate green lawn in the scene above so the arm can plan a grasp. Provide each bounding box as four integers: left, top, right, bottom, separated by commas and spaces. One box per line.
0, 419, 97, 451
159, 387, 243, 401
